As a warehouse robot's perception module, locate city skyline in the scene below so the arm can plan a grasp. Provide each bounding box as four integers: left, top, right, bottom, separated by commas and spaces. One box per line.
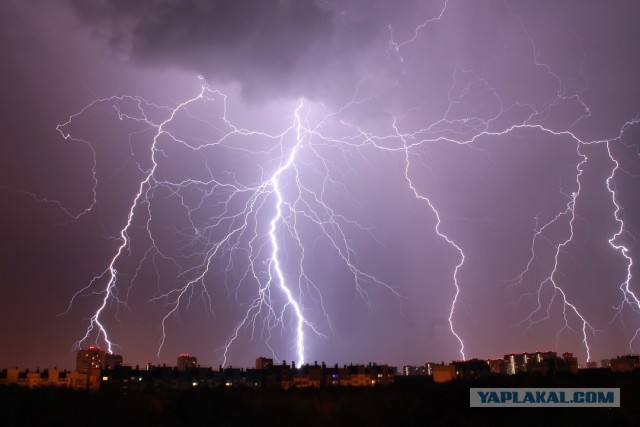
3, 344, 637, 374
2, 1, 640, 371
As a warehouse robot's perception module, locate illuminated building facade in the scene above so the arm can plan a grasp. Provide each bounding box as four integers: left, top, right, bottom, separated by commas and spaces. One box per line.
403, 363, 434, 376
0, 368, 99, 391
505, 352, 528, 375
75, 346, 123, 376
177, 354, 198, 372
76, 346, 106, 375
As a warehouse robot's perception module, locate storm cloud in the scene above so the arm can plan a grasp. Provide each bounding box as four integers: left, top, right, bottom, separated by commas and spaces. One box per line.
65, 0, 396, 101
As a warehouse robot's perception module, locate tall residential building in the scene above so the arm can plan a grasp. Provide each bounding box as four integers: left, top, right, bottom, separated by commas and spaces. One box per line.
505, 353, 529, 375
76, 346, 106, 374
76, 347, 123, 374
177, 354, 198, 371
504, 351, 560, 375
104, 353, 123, 370
256, 357, 274, 370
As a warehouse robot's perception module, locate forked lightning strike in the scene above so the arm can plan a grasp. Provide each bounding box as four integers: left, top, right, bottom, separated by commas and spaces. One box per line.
606, 125, 640, 350
30, 2, 639, 365
58, 77, 402, 365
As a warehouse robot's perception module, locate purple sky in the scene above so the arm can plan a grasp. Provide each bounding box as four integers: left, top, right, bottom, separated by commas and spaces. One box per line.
2, 0, 640, 370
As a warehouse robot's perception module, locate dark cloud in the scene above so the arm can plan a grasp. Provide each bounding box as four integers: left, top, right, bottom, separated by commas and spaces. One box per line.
65, 0, 390, 101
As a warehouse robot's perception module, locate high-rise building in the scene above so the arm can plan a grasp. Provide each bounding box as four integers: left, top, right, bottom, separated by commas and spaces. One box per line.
256, 357, 274, 370
104, 353, 123, 370
504, 353, 529, 375
503, 351, 559, 375
76, 346, 106, 374
177, 354, 198, 371
76, 346, 123, 374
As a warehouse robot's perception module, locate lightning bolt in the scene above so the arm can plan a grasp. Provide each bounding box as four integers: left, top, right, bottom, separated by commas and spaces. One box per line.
388, 0, 449, 57
379, 2, 640, 362
58, 77, 402, 365
220, 101, 311, 365
390, 117, 466, 360
60, 84, 214, 354
606, 122, 640, 350
22, 1, 637, 366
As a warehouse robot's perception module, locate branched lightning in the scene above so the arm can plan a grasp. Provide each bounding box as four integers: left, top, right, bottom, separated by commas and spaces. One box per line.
57, 77, 403, 365
393, 117, 467, 360
377, 2, 639, 361
607, 126, 640, 350
22, 1, 638, 366
388, 0, 449, 57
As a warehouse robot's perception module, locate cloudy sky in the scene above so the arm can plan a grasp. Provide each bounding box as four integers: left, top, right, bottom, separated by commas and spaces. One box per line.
1, 0, 640, 370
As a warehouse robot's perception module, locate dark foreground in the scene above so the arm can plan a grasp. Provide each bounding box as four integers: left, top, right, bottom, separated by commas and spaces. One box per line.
1, 370, 639, 426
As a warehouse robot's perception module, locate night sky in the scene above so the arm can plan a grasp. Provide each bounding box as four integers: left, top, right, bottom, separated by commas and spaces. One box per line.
2, 0, 640, 371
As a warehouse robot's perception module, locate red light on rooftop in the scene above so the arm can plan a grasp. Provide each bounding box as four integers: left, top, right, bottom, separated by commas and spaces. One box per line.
180, 353, 190, 357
